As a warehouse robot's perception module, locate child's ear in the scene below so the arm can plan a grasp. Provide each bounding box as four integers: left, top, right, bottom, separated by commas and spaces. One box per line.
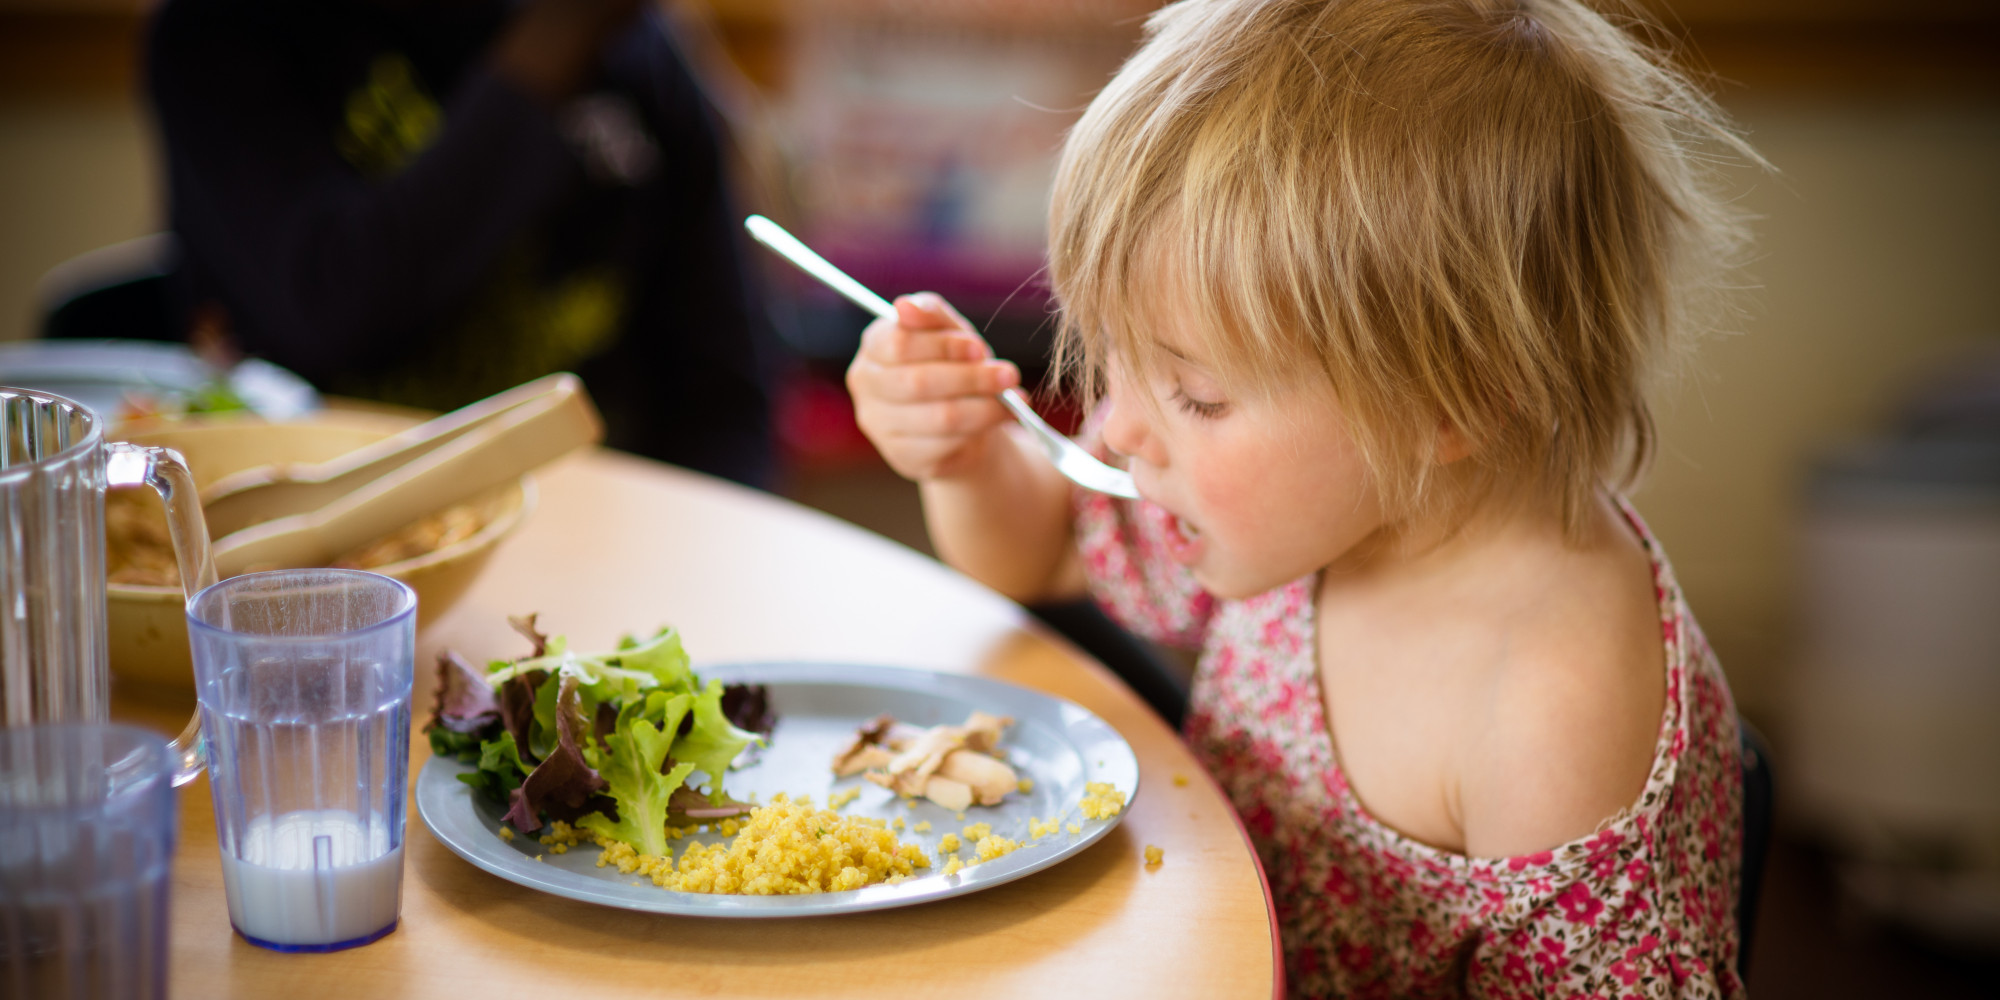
1435, 420, 1474, 464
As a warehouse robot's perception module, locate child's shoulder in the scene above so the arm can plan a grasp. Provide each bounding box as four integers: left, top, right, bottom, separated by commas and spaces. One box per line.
1452, 497, 1668, 859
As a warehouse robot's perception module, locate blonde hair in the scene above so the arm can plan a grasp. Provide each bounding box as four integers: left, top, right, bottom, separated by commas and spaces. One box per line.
1048, 0, 1756, 537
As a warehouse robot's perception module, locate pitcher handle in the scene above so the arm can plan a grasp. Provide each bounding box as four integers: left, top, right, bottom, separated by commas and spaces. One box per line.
107, 442, 216, 786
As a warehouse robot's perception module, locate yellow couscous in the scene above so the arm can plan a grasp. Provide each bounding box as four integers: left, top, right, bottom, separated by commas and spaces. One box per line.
1144, 845, 1164, 866
1066, 822, 1083, 835
913, 820, 931, 833
828, 786, 862, 810
1172, 774, 1190, 787
961, 822, 993, 841
973, 834, 1022, 862
1079, 781, 1126, 820
1017, 777, 1034, 793
586, 794, 930, 894
942, 855, 965, 876
938, 832, 962, 854
1028, 816, 1060, 839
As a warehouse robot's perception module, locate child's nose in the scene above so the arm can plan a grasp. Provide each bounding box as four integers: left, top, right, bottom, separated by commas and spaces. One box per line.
1100, 393, 1156, 467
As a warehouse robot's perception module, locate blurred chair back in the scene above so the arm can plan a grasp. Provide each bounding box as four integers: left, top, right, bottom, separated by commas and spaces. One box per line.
1739, 717, 1775, 981
38, 233, 179, 342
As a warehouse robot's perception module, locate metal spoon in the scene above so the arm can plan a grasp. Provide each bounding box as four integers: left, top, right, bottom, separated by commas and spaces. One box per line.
744, 215, 1138, 501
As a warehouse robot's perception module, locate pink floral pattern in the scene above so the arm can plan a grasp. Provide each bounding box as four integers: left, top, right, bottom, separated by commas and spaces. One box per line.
1075, 489, 1746, 999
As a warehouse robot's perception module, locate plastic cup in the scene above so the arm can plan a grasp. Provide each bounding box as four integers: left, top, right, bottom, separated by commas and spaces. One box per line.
187, 569, 415, 953
0, 722, 175, 1000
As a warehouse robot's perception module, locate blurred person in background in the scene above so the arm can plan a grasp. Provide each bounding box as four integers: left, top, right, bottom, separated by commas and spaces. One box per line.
147, 0, 776, 487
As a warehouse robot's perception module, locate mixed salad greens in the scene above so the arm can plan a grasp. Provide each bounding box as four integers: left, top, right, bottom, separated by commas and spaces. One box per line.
425, 615, 776, 858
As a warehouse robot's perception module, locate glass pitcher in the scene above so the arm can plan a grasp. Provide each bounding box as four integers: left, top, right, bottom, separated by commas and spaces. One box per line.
0, 386, 214, 784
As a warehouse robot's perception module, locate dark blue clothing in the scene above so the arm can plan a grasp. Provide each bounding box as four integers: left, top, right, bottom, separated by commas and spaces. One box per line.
148, 0, 775, 487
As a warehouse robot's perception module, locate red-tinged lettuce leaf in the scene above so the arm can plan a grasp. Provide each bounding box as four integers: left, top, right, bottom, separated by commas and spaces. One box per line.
543, 791, 619, 826
508, 613, 550, 658
426, 650, 500, 735
667, 784, 755, 823
593, 701, 617, 753
503, 676, 607, 833
720, 683, 775, 737
498, 670, 544, 765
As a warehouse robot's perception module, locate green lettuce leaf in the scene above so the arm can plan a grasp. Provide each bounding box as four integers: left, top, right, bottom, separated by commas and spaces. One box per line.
670, 679, 763, 803
579, 692, 696, 857
429, 727, 482, 764
455, 730, 532, 800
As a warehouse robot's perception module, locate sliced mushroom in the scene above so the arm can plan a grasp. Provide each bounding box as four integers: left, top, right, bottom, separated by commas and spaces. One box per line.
832, 743, 895, 778
937, 748, 1018, 807
834, 711, 1018, 811
959, 712, 1013, 755
885, 725, 962, 785
922, 775, 974, 813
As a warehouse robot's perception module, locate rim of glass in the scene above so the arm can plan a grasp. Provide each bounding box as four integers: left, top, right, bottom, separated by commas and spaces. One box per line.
0, 384, 104, 481
0, 722, 171, 812
186, 567, 418, 642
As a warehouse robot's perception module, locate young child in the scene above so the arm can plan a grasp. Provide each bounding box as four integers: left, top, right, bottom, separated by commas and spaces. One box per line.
848, 0, 1753, 995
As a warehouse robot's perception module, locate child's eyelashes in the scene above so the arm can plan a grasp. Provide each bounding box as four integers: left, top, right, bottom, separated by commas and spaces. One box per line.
1171, 388, 1228, 420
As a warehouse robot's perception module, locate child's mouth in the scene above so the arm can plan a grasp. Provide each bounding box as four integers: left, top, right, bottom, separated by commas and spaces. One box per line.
1165, 512, 1203, 564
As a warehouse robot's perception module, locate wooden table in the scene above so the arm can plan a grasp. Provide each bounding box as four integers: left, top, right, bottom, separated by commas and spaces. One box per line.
113, 450, 1280, 999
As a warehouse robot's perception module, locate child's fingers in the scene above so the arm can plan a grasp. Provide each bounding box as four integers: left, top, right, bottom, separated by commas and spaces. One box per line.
877, 433, 999, 477
855, 358, 1019, 404
859, 311, 991, 364
865, 395, 1013, 437
893, 292, 974, 333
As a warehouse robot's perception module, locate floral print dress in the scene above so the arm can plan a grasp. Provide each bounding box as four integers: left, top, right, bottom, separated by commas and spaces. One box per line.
1074, 490, 1747, 999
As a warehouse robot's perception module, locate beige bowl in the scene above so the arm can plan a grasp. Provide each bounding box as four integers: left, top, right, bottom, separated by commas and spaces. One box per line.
107, 408, 535, 688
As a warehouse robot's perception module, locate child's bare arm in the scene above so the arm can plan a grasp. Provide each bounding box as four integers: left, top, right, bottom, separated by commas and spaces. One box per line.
847, 294, 1085, 603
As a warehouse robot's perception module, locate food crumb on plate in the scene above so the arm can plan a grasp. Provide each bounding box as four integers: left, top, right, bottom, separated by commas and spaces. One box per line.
1080, 781, 1126, 820
938, 832, 961, 854
961, 822, 992, 842
497, 825, 514, 842
913, 820, 931, 832
1067, 822, 1083, 835
828, 786, 861, 810
942, 855, 964, 876
1028, 816, 1059, 839
1017, 777, 1034, 793
1145, 845, 1164, 867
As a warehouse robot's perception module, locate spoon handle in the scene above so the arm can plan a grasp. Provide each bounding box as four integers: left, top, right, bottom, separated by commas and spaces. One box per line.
744, 215, 1140, 502
746, 215, 896, 320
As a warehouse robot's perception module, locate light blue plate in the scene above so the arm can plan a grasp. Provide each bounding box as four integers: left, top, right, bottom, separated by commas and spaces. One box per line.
0, 339, 318, 422
415, 662, 1141, 917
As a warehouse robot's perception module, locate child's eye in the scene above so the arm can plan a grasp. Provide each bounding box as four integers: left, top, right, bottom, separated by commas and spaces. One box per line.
1171, 388, 1227, 420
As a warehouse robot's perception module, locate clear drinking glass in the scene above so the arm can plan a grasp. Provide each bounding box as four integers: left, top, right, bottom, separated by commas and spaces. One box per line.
187, 569, 415, 953
0, 386, 214, 784
0, 722, 176, 1000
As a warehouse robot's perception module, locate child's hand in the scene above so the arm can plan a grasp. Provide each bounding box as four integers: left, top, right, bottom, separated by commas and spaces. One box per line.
847, 293, 1021, 482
